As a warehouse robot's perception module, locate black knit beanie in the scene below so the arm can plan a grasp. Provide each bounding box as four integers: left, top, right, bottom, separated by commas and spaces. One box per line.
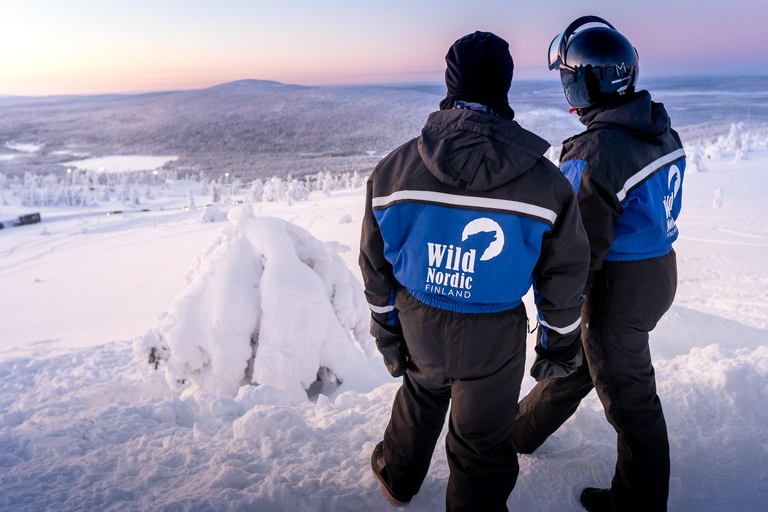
439, 31, 515, 120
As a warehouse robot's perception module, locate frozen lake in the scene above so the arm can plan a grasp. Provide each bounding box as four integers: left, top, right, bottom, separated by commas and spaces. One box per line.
61, 155, 179, 173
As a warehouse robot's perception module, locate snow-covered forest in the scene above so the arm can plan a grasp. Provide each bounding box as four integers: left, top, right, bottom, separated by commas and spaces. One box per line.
0, 167, 365, 209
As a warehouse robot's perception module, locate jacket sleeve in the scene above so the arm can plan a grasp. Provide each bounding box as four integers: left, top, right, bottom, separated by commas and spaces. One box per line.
359, 176, 401, 331
578, 164, 622, 287
532, 183, 590, 356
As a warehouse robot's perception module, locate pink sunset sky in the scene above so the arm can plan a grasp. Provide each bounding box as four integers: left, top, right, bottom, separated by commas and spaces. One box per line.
0, 0, 765, 96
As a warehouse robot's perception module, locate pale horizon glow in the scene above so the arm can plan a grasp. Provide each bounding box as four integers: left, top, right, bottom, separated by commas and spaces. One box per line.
1, 0, 766, 96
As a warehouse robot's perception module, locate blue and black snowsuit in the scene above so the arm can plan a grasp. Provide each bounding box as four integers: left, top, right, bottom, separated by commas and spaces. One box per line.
512, 90, 685, 512
360, 107, 590, 511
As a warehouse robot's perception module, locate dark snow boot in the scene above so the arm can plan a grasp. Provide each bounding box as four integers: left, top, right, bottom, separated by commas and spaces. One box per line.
371, 442, 411, 508
580, 488, 619, 512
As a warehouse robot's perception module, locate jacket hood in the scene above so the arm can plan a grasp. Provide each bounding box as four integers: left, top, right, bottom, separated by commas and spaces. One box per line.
417, 109, 550, 192
578, 90, 670, 143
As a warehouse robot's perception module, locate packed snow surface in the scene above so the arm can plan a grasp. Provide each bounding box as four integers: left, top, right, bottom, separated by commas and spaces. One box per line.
1, 139, 768, 511
62, 155, 179, 173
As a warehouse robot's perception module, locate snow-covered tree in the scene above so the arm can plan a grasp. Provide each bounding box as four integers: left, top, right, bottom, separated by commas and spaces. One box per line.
723, 123, 743, 151
262, 180, 276, 202
248, 179, 264, 203
231, 178, 242, 196
713, 188, 723, 208
186, 190, 197, 211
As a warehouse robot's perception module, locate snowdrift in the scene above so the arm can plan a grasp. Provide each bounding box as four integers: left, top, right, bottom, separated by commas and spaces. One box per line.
2, 341, 766, 511
134, 207, 380, 400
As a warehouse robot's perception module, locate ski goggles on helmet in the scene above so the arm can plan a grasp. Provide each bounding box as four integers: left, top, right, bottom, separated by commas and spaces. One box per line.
547, 15, 616, 70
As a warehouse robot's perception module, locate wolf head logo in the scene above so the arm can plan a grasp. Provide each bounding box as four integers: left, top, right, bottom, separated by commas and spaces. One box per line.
461, 218, 505, 261
668, 164, 681, 198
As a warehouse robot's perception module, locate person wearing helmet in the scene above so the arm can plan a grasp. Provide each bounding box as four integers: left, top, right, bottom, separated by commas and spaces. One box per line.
360, 31, 590, 511
511, 16, 685, 512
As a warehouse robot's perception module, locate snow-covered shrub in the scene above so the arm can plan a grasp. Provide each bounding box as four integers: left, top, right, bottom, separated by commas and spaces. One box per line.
199, 205, 226, 223
722, 123, 743, 152
185, 190, 197, 211
286, 178, 310, 202
248, 179, 264, 203
262, 180, 276, 202
685, 145, 707, 173
134, 216, 378, 400
231, 178, 242, 196
713, 188, 723, 208
227, 204, 255, 223
322, 172, 333, 196
273, 177, 286, 201
210, 182, 221, 203
704, 143, 723, 160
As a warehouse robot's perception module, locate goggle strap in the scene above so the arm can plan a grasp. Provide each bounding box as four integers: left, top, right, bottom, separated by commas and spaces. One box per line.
550, 15, 617, 71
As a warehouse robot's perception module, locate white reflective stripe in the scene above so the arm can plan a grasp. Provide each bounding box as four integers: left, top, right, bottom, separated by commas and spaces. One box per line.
369, 303, 395, 314
539, 316, 581, 335
372, 190, 557, 224
616, 148, 686, 202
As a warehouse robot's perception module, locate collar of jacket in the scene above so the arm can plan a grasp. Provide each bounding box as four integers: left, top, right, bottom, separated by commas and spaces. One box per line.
567, 90, 671, 145
417, 109, 550, 192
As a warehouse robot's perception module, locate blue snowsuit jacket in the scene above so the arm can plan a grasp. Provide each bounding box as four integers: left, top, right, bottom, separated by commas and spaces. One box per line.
359, 108, 591, 356
560, 90, 686, 285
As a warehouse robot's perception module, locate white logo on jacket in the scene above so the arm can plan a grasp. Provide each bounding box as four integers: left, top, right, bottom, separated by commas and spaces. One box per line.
663, 164, 682, 237
462, 218, 505, 261
424, 218, 504, 299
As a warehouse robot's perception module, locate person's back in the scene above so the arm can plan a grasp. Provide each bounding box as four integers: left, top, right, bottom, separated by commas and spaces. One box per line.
561, 91, 684, 270
368, 108, 585, 314
360, 31, 590, 512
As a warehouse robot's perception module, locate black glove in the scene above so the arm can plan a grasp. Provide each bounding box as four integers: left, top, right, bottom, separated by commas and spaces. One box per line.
371, 318, 410, 378
530, 343, 583, 382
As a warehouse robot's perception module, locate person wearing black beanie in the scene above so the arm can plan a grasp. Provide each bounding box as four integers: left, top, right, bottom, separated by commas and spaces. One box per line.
361, 31, 589, 512
439, 31, 516, 120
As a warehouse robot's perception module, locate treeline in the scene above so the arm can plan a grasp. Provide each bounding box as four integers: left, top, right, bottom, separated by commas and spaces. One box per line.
0, 168, 367, 208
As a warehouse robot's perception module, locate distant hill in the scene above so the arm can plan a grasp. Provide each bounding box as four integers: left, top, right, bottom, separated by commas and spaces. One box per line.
0, 80, 440, 178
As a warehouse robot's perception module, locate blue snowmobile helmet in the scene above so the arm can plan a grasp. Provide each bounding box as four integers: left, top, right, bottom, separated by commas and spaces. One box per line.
547, 16, 639, 109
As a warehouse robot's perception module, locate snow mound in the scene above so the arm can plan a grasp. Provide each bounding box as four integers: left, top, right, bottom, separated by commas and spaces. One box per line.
134, 216, 378, 400
650, 305, 768, 359
227, 203, 255, 224
198, 205, 227, 223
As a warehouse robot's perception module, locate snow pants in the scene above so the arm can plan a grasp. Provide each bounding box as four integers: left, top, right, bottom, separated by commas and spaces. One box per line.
380, 289, 528, 512
512, 250, 677, 512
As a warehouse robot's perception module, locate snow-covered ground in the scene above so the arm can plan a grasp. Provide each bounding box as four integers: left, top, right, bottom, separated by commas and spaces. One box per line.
1, 144, 767, 511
